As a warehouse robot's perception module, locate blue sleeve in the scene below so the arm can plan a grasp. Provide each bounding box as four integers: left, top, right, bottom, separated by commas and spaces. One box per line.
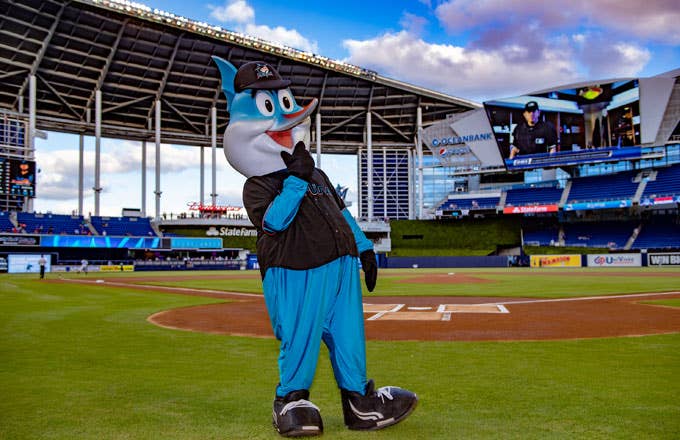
341, 208, 373, 253
262, 175, 308, 233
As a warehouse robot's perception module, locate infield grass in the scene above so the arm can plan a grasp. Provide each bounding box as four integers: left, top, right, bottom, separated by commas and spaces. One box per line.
1, 269, 679, 439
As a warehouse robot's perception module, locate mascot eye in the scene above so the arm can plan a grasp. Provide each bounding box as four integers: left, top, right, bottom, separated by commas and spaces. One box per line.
255, 91, 275, 117
278, 89, 295, 112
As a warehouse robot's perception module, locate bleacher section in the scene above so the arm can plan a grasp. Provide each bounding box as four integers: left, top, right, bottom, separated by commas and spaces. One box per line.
632, 217, 680, 249
641, 165, 680, 199
16, 212, 86, 235
522, 227, 560, 246
438, 196, 500, 211
562, 221, 636, 249
90, 216, 157, 237
0, 211, 14, 232
567, 171, 639, 203
505, 187, 563, 206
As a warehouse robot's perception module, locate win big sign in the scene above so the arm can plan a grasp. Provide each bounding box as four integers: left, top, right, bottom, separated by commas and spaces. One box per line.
649, 253, 680, 266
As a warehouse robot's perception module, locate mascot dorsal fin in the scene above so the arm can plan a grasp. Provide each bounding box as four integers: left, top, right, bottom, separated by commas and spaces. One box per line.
212, 56, 237, 110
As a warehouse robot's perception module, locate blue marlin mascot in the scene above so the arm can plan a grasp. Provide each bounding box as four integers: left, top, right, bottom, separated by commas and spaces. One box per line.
213, 57, 417, 437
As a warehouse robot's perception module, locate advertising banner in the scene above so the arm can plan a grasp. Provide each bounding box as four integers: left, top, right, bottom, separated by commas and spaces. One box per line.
586, 254, 641, 267
8, 254, 50, 273
0, 234, 40, 246
563, 200, 632, 211
648, 253, 680, 266
530, 255, 582, 268
639, 195, 680, 206
503, 204, 559, 214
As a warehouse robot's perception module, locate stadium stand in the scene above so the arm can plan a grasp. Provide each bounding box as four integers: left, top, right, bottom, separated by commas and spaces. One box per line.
641, 164, 680, 199
562, 221, 636, 249
0, 211, 15, 232
438, 196, 500, 211
567, 170, 639, 203
90, 216, 157, 237
505, 187, 563, 206
631, 216, 680, 249
16, 212, 86, 235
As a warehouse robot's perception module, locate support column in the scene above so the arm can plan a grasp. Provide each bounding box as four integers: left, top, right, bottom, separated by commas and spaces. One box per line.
26, 75, 36, 212
141, 140, 147, 217
407, 148, 414, 219
154, 100, 161, 220
416, 106, 424, 219
211, 106, 217, 207
315, 112, 321, 166
383, 148, 388, 219
94, 89, 102, 216
78, 134, 84, 216
366, 111, 373, 222
200, 146, 205, 208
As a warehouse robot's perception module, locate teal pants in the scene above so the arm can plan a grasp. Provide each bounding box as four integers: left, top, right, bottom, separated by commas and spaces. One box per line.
263, 255, 367, 397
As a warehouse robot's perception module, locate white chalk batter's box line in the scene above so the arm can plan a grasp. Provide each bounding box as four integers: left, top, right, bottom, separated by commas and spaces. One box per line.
364, 303, 509, 321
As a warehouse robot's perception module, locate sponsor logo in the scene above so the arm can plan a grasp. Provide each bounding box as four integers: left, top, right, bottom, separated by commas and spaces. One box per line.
588, 254, 641, 267
649, 253, 680, 266
206, 226, 257, 237
431, 132, 492, 148
503, 204, 558, 214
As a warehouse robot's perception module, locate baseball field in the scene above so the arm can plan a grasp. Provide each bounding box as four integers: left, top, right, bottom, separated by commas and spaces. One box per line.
2, 267, 679, 439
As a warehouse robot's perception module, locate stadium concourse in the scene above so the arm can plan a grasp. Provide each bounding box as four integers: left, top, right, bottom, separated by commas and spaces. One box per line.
1, 1, 680, 273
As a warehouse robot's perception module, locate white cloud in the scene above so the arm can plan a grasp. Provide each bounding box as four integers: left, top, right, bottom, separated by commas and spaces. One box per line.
344, 31, 580, 101
434, 0, 680, 44
209, 0, 254, 24
208, 0, 318, 53
243, 23, 318, 53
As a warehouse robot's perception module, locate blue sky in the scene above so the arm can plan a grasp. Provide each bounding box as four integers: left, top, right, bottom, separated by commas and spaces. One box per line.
34, 0, 680, 217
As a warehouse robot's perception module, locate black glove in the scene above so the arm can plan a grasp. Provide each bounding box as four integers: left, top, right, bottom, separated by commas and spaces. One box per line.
360, 250, 377, 293
280, 141, 315, 181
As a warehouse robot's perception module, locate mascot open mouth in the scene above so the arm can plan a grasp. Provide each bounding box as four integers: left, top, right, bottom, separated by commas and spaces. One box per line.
266, 129, 294, 149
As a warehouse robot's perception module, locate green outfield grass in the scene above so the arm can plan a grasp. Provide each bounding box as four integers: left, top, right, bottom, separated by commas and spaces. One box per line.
2, 269, 679, 439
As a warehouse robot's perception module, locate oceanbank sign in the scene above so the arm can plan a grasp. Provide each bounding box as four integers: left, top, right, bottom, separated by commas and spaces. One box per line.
206, 226, 257, 237
430, 132, 494, 148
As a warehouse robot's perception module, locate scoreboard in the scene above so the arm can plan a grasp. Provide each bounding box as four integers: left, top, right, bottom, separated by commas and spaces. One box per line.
0, 158, 36, 197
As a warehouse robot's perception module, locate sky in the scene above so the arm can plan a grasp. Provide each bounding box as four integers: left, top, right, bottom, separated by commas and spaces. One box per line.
33, 0, 680, 218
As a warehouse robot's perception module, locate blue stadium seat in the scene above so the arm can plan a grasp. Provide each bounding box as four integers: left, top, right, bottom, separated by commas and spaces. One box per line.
562, 221, 635, 249
16, 212, 86, 235
567, 170, 639, 203
642, 165, 680, 199
90, 216, 157, 237
632, 217, 680, 249
0, 211, 15, 232
505, 187, 563, 206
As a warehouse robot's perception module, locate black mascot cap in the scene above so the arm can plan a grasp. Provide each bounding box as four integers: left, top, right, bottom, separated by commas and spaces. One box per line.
234, 61, 291, 93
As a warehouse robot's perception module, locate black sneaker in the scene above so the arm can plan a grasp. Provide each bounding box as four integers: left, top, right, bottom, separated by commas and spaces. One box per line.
341, 380, 418, 431
272, 389, 323, 437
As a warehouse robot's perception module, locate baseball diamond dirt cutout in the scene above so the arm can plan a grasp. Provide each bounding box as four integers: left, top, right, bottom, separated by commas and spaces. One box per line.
58, 275, 680, 341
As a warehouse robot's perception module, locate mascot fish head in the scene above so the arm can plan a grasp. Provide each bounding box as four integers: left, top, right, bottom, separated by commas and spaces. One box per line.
212, 56, 318, 178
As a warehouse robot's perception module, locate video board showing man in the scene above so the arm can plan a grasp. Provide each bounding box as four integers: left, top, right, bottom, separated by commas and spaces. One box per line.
509, 101, 558, 159
9, 159, 35, 197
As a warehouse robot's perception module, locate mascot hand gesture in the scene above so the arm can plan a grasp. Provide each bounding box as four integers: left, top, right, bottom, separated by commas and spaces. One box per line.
213, 56, 417, 437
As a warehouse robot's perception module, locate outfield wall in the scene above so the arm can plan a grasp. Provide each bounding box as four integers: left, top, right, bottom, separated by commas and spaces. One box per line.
384, 255, 509, 268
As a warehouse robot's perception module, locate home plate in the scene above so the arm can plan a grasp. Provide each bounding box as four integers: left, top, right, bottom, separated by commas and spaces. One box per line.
438, 304, 509, 314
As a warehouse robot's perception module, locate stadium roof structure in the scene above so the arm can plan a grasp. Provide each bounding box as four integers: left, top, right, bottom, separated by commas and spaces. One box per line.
0, 0, 479, 154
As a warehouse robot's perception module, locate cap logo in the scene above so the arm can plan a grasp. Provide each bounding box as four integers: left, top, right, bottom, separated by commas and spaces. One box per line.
255, 63, 273, 79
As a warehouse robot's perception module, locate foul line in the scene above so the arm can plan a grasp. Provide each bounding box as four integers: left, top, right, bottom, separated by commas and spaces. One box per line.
482, 291, 680, 306
367, 304, 404, 321
58, 278, 262, 299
